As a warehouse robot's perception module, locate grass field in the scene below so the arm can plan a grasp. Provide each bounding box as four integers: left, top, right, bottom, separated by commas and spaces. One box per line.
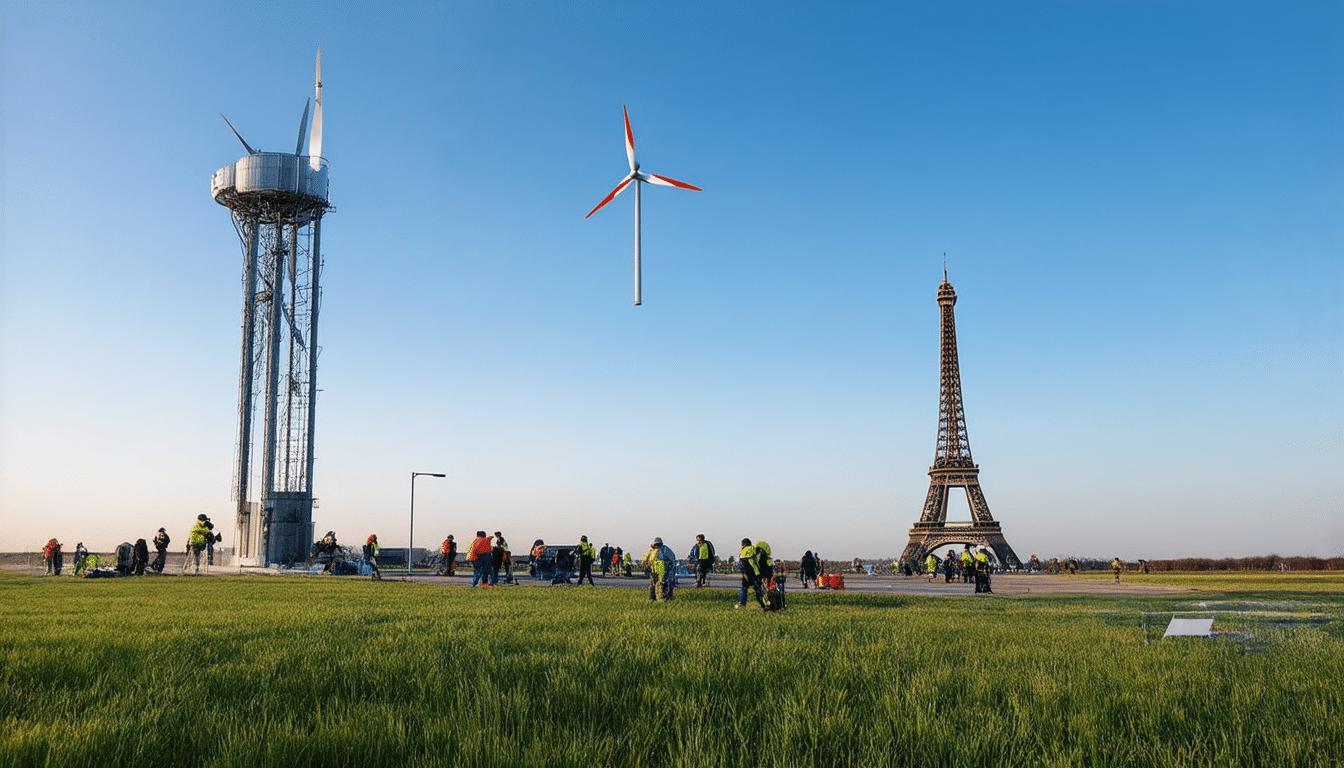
2, 571, 1340, 768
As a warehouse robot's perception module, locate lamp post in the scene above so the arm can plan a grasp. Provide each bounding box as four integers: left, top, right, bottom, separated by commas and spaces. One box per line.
409, 471, 446, 573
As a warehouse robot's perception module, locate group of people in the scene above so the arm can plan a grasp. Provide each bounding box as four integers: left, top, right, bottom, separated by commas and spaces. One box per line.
461, 531, 516, 587
917, 546, 994, 593
306, 531, 384, 580
40, 524, 184, 577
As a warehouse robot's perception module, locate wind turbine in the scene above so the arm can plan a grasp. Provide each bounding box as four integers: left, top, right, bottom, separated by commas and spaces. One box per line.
217, 45, 323, 167
585, 105, 701, 306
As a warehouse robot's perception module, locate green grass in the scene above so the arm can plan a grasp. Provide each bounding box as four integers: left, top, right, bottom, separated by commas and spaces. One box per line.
2, 572, 1341, 768
1075, 570, 1344, 593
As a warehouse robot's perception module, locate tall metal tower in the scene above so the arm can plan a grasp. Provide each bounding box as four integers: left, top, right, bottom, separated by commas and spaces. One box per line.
901, 268, 1022, 568
210, 49, 330, 566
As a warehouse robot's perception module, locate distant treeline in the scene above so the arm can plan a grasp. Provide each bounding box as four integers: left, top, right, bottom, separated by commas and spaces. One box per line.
1135, 555, 1344, 572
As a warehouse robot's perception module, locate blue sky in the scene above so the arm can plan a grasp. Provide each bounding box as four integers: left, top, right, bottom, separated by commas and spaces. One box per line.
2, 1, 1340, 560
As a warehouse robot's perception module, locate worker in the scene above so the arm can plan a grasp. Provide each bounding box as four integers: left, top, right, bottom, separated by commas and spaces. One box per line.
735, 538, 766, 610
151, 528, 171, 573
691, 534, 716, 588
309, 531, 340, 574
185, 515, 211, 575
494, 532, 515, 585
642, 537, 676, 601
924, 552, 938, 582
974, 548, 992, 594
364, 534, 382, 581
43, 539, 64, 576
960, 547, 975, 584
576, 535, 596, 586
467, 531, 494, 587
440, 535, 457, 576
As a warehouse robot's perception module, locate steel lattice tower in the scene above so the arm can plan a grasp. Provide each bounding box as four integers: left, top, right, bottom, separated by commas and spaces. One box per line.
211, 49, 330, 566
901, 268, 1021, 568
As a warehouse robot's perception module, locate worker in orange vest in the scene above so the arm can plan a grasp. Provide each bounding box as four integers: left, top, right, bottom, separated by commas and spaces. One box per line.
467, 531, 494, 587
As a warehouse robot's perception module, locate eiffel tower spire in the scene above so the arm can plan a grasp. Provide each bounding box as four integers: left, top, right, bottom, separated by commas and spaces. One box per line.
902, 269, 1022, 569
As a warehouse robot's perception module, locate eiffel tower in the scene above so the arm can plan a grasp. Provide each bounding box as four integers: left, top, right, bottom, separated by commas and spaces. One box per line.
901, 268, 1022, 569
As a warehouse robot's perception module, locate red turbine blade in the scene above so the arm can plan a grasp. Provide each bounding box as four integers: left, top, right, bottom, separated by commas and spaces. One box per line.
585, 177, 634, 219
643, 172, 702, 192
623, 105, 636, 172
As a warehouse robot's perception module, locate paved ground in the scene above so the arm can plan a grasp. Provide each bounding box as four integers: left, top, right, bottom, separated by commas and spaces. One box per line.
2, 553, 1187, 596
387, 572, 1189, 596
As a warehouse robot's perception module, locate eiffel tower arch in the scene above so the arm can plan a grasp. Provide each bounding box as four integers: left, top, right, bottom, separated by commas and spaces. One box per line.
901, 268, 1022, 569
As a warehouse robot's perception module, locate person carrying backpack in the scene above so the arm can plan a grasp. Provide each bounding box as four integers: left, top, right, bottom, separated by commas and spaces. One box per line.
576, 536, 596, 586
151, 528, 170, 573
735, 538, 766, 610
364, 534, 382, 580
185, 516, 211, 575
642, 537, 676, 601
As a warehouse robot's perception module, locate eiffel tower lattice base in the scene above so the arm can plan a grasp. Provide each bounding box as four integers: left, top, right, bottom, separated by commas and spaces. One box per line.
900, 466, 1023, 569
901, 522, 1021, 568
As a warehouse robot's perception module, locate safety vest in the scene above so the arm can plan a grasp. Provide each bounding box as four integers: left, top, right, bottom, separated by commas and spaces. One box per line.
739, 545, 759, 575
189, 523, 210, 548
468, 536, 491, 560
696, 542, 713, 560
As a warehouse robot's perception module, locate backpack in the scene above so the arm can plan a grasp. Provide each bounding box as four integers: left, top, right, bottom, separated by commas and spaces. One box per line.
115, 542, 134, 574
766, 575, 787, 611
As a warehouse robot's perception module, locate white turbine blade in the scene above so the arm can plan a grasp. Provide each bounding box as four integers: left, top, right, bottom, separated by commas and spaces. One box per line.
623, 104, 636, 173
640, 171, 702, 191
219, 113, 256, 155
309, 46, 323, 170
294, 98, 310, 156
585, 176, 634, 218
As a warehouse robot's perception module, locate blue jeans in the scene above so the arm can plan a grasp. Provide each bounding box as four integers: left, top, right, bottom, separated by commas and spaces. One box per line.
471, 557, 491, 586
739, 574, 763, 606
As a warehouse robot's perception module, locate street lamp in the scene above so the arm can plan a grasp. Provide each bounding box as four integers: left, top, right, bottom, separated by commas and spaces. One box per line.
409, 471, 446, 573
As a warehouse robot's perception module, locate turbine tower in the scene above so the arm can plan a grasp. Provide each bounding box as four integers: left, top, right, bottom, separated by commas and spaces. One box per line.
211, 48, 331, 566
586, 105, 701, 305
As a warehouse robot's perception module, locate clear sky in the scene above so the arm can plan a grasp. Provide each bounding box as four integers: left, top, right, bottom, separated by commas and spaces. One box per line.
2, 1, 1340, 561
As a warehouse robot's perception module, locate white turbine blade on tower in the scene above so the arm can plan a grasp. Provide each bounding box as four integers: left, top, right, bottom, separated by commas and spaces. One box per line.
309, 46, 323, 171
219, 113, 256, 155
294, 98, 310, 156
585, 176, 634, 219
623, 104, 636, 172
639, 171, 702, 191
